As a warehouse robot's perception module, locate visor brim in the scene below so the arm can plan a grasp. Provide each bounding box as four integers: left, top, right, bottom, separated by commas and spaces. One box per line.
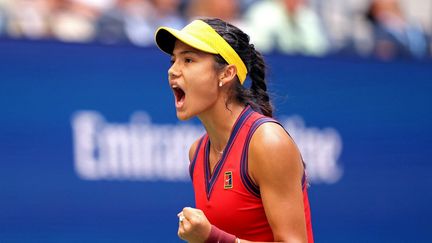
155, 27, 218, 55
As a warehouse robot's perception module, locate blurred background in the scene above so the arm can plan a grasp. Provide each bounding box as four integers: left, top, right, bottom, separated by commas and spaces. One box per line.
0, 0, 431, 242
0, 0, 432, 59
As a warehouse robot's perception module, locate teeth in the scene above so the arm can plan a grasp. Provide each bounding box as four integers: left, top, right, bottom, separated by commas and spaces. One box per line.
172, 84, 178, 89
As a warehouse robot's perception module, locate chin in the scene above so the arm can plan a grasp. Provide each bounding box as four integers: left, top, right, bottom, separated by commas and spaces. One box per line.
176, 111, 193, 121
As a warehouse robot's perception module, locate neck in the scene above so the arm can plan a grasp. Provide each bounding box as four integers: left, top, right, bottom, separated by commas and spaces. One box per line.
198, 101, 245, 153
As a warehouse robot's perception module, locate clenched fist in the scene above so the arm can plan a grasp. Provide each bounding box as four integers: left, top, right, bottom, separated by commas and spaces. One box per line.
178, 207, 212, 243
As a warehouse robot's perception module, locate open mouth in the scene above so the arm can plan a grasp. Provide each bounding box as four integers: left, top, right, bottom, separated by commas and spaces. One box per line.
172, 85, 185, 108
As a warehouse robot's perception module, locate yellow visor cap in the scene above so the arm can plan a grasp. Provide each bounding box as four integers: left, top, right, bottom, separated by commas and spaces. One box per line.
155, 20, 248, 84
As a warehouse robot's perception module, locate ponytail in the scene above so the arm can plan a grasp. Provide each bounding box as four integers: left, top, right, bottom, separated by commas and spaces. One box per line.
201, 18, 274, 117
248, 45, 273, 117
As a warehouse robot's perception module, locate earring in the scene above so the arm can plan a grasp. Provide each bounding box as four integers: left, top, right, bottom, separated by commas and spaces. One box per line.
219, 81, 223, 87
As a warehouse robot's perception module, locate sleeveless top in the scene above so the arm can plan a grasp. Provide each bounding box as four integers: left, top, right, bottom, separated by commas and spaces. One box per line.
189, 106, 314, 242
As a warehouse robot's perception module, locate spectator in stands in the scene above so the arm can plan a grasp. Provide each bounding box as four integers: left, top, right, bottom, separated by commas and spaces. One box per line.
97, 0, 184, 46
147, 0, 185, 40
97, 0, 152, 45
366, 0, 428, 60
0, 3, 6, 36
186, 0, 244, 28
244, 0, 329, 56
6, 0, 55, 40
50, 0, 105, 43
315, 0, 375, 57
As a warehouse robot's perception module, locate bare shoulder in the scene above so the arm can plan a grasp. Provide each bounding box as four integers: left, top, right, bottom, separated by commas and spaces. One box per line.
248, 122, 303, 186
249, 122, 301, 161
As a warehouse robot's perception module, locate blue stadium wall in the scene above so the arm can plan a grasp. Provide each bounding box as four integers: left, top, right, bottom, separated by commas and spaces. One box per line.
1, 40, 431, 242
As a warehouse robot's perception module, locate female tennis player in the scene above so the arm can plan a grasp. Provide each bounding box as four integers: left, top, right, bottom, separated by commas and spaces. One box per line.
155, 18, 313, 243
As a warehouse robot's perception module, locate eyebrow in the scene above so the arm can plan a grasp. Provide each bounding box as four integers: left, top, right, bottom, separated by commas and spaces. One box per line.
172, 50, 200, 57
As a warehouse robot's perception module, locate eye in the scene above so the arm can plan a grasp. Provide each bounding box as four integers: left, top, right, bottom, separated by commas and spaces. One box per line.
170, 59, 175, 65
185, 58, 193, 63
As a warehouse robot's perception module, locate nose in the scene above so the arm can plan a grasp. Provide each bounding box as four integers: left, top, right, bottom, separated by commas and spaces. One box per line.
168, 62, 181, 81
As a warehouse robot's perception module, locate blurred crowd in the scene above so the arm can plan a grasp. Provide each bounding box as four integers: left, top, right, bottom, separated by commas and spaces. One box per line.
0, 0, 431, 60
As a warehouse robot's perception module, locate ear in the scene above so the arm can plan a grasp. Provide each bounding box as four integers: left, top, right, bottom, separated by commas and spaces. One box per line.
219, 64, 237, 85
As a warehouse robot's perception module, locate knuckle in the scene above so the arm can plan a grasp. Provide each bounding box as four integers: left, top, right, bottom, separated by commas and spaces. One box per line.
183, 222, 191, 231
189, 217, 201, 227
195, 215, 202, 223
189, 218, 197, 225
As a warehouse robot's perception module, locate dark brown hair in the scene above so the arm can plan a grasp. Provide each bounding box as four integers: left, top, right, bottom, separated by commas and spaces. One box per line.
201, 18, 273, 117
